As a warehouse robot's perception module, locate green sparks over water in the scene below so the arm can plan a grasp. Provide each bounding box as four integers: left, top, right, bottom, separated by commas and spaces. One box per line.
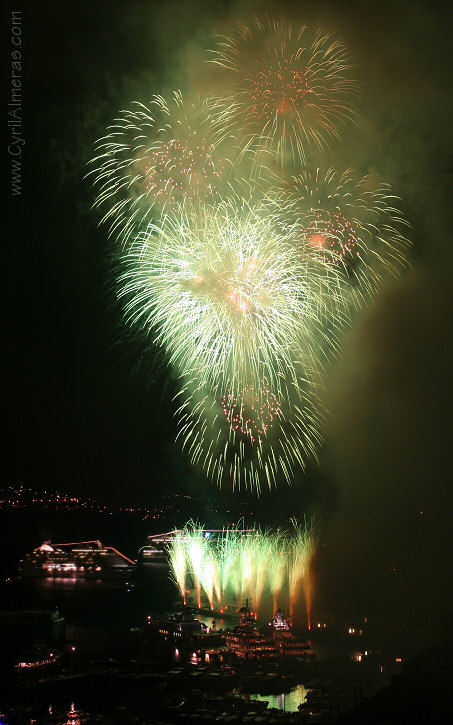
167, 518, 318, 627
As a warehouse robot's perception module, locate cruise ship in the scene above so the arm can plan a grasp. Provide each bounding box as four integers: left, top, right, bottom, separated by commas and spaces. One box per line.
19, 541, 136, 579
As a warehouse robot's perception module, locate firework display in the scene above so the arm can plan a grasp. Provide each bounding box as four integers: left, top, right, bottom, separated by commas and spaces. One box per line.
166, 519, 318, 626
175, 372, 326, 492
90, 12, 411, 493
208, 15, 359, 162
281, 168, 410, 306
118, 198, 347, 397
221, 384, 281, 442
88, 91, 233, 247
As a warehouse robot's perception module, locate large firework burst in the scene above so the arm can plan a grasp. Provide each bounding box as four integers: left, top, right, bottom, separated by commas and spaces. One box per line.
281, 167, 411, 306
118, 197, 347, 397
175, 372, 326, 492
88, 91, 233, 247
209, 15, 359, 163
89, 12, 411, 495
117, 194, 352, 491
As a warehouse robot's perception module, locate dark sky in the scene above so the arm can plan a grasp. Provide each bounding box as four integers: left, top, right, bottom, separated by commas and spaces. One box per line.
5, 0, 453, 638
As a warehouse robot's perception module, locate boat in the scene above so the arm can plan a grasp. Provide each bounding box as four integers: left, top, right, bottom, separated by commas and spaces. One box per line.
225, 601, 279, 659
268, 609, 314, 660
143, 605, 226, 655
18, 541, 136, 579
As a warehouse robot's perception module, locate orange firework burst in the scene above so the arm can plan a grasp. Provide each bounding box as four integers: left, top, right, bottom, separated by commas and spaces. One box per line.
209, 15, 359, 162
301, 209, 360, 268
221, 384, 282, 443
249, 60, 314, 122
139, 126, 223, 207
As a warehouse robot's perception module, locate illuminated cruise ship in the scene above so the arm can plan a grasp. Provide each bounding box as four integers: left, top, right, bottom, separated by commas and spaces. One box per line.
19, 540, 136, 579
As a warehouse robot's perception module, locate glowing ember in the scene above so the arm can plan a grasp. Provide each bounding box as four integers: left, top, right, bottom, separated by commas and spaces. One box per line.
249, 61, 313, 121
143, 136, 222, 206
222, 384, 281, 442
301, 210, 360, 267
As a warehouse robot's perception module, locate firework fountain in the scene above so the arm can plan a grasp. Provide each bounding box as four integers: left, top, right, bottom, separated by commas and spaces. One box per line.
166, 519, 318, 628
287, 518, 318, 628
168, 536, 187, 605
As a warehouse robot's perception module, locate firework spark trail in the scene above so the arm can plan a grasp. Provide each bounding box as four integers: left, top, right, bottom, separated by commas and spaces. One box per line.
167, 520, 318, 625
208, 15, 359, 163
167, 537, 187, 604
87, 91, 236, 247
118, 198, 341, 398
287, 517, 318, 625
282, 168, 411, 306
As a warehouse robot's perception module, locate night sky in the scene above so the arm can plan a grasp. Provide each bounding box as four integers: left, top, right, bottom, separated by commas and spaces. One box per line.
5, 0, 453, 640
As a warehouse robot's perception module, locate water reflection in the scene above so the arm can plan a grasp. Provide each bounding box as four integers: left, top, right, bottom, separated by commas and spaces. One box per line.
248, 684, 311, 712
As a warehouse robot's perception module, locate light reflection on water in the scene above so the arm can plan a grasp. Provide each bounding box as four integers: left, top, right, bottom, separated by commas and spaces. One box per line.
248, 684, 311, 712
